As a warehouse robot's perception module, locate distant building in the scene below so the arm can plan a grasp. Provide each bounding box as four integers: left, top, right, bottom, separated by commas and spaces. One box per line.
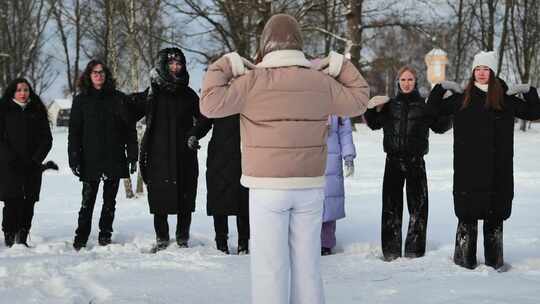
48, 98, 72, 127
425, 48, 448, 88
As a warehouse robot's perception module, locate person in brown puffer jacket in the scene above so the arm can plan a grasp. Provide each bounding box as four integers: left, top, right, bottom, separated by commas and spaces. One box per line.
201, 14, 369, 304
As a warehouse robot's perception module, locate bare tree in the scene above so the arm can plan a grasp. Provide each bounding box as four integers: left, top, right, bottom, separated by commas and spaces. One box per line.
50, 0, 86, 97
0, 0, 55, 94
509, 0, 540, 131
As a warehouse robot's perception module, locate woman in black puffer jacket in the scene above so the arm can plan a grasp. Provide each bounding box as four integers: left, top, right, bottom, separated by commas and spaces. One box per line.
427, 51, 540, 270
364, 66, 452, 262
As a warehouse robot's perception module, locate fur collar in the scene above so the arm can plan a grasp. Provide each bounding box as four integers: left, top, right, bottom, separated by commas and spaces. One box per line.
257, 50, 312, 69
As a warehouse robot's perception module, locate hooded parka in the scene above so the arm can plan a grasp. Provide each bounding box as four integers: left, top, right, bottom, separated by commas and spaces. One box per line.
129, 48, 211, 215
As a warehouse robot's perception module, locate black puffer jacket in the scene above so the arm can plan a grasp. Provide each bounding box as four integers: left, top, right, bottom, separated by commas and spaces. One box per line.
68, 88, 138, 181
0, 99, 52, 201
364, 90, 452, 156
427, 82, 540, 221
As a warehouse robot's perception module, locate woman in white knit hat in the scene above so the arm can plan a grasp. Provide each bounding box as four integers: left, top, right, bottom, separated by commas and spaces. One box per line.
427, 51, 540, 270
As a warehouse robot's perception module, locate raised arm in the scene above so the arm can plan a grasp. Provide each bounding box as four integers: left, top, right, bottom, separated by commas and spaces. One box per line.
426, 84, 462, 116
200, 54, 251, 118
126, 88, 149, 122
328, 59, 370, 117
511, 87, 540, 121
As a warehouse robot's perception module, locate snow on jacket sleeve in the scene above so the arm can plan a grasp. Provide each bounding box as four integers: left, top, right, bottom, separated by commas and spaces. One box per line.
200, 56, 250, 118
338, 117, 356, 160
328, 60, 370, 117
512, 87, 540, 121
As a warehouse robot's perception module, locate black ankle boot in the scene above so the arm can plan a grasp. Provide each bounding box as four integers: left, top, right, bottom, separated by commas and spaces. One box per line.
98, 233, 112, 246
149, 236, 170, 253
237, 239, 249, 255
176, 238, 188, 248
216, 239, 229, 254
321, 247, 332, 256
4, 232, 15, 247
16, 230, 30, 247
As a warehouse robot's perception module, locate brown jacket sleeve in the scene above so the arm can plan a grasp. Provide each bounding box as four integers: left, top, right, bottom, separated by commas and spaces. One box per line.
328, 60, 370, 117
200, 56, 250, 118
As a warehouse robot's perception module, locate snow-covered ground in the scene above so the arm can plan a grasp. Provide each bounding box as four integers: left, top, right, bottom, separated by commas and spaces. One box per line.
1, 124, 539, 304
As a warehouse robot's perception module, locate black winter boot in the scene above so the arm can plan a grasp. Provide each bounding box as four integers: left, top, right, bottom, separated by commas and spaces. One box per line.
4, 232, 15, 247
453, 220, 478, 269
150, 237, 170, 253
321, 247, 332, 256
238, 239, 249, 255
216, 239, 229, 254
16, 230, 30, 247
484, 220, 504, 269
176, 238, 188, 248
73, 236, 87, 251
98, 234, 112, 246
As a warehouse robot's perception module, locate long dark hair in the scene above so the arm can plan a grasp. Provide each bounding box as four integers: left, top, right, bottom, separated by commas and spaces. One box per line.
462, 70, 504, 110
1, 78, 48, 115
77, 59, 116, 95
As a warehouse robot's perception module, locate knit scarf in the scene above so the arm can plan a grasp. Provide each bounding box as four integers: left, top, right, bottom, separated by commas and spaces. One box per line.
474, 82, 489, 92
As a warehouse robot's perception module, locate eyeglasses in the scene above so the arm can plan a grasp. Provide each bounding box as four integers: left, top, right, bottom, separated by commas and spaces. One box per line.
91, 70, 105, 75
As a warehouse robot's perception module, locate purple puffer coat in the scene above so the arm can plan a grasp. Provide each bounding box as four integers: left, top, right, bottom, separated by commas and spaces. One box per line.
323, 116, 356, 222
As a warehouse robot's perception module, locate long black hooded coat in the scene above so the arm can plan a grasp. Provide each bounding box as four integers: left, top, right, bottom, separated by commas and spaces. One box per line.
129, 48, 210, 214
130, 87, 210, 214
0, 99, 52, 201
201, 115, 249, 216
427, 82, 540, 221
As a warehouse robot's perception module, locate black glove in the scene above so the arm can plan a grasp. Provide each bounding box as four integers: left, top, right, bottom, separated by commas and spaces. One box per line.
129, 161, 137, 174
71, 165, 81, 177
187, 136, 200, 150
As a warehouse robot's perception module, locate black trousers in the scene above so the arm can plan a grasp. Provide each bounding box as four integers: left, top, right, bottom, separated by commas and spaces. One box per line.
2, 199, 36, 233
453, 219, 504, 269
213, 215, 250, 243
154, 213, 192, 241
74, 179, 120, 243
381, 156, 428, 260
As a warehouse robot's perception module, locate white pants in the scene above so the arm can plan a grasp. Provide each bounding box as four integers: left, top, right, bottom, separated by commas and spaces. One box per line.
249, 188, 325, 304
